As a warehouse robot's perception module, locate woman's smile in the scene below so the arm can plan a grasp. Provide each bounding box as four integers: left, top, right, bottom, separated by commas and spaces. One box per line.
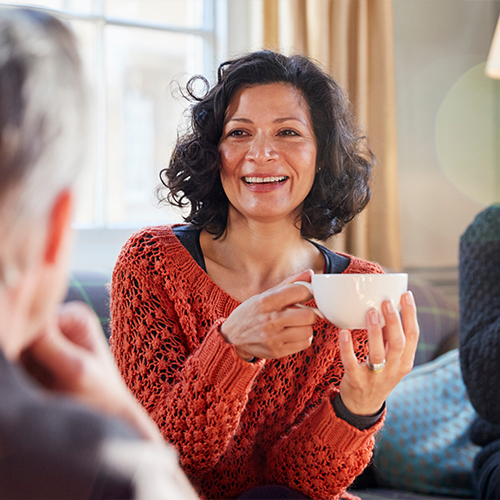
242, 175, 289, 193
218, 82, 318, 223
243, 176, 288, 185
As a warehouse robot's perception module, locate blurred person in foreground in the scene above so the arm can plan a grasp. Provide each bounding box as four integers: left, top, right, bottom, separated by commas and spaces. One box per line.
459, 204, 500, 499
0, 7, 198, 499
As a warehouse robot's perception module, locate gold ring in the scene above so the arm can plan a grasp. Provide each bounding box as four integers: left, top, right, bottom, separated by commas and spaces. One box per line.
367, 357, 386, 373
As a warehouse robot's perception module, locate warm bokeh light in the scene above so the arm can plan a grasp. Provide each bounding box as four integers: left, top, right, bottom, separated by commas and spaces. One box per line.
435, 63, 500, 206
486, 15, 500, 79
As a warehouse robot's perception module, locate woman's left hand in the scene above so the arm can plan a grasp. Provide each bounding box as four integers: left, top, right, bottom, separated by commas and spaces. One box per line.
338, 291, 419, 416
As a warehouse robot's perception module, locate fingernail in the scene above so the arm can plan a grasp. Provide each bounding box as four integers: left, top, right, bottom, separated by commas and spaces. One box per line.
386, 299, 396, 314
340, 329, 350, 343
405, 291, 415, 306
368, 309, 379, 325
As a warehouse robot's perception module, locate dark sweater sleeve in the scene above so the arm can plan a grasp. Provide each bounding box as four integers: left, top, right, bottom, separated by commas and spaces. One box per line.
459, 205, 500, 424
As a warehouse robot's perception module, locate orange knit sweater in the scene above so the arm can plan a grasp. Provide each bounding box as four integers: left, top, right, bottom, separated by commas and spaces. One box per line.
110, 225, 385, 500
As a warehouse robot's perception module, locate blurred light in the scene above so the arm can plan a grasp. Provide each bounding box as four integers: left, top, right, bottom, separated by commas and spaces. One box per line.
486, 15, 500, 79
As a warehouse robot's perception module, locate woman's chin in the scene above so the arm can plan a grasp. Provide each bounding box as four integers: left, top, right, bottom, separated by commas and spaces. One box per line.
228, 201, 303, 223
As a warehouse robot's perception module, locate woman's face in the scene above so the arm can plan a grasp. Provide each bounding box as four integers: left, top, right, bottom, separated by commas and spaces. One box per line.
218, 83, 317, 226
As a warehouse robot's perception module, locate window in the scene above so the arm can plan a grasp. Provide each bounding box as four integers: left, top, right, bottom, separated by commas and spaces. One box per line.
4, 0, 225, 228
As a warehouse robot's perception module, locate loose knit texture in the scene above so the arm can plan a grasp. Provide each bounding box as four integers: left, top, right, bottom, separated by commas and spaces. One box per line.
110, 225, 385, 500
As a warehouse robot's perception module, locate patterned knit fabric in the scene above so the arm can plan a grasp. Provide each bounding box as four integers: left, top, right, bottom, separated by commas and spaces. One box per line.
459, 205, 500, 426
110, 225, 385, 500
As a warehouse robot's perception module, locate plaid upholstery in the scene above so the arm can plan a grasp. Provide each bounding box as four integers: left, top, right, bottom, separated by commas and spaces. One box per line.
64, 271, 111, 339
408, 275, 459, 366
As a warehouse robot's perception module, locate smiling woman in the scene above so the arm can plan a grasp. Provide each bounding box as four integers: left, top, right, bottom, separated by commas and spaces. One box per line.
161, 50, 373, 242
110, 50, 420, 500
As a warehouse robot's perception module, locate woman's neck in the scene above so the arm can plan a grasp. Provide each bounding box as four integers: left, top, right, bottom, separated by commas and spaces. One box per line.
200, 215, 324, 302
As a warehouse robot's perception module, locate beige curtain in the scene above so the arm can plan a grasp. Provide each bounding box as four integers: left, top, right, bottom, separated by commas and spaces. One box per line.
262, 0, 401, 270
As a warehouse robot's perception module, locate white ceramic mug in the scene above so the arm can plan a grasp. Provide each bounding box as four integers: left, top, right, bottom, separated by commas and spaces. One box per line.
295, 273, 408, 329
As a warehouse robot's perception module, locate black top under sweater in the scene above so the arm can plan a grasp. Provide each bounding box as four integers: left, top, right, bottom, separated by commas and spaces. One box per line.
459, 205, 500, 445
173, 224, 384, 431
172, 224, 351, 274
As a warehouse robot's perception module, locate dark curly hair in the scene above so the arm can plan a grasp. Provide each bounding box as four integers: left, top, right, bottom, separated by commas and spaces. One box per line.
159, 50, 374, 240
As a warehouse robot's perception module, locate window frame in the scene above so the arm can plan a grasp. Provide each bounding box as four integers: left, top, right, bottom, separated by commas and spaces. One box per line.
2, 0, 230, 273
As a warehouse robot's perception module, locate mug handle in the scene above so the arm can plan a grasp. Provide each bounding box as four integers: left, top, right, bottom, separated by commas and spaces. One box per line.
293, 281, 325, 319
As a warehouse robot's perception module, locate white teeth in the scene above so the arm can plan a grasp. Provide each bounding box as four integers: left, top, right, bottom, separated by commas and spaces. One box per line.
244, 176, 287, 184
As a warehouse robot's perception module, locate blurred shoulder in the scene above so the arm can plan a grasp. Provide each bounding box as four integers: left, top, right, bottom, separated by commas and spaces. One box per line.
461, 205, 500, 245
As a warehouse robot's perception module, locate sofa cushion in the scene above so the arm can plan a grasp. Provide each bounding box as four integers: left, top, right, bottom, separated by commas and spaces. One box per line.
373, 349, 479, 498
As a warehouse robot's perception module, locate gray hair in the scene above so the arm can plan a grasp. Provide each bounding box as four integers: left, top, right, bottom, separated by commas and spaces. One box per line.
0, 7, 87, 220
0, 8, 87, 286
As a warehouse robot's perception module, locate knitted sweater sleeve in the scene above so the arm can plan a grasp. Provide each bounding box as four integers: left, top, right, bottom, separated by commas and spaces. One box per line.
110, 229, 264, 475
266, 392, 384, 500
459, 205, 500, 424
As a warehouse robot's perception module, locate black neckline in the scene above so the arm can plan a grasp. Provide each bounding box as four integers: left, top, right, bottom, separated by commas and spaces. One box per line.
172, 225, 350, 275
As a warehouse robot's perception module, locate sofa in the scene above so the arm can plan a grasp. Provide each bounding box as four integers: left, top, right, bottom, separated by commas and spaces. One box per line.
65, 270, 475, 500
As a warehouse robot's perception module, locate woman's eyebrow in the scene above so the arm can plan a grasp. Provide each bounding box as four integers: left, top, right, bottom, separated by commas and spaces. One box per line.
274, 117, 307, 125
226, 117, 252, 123
226, 117, 307, 125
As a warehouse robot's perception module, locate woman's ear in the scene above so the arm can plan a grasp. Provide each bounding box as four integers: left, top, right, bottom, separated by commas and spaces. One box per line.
44, 189, 74, 265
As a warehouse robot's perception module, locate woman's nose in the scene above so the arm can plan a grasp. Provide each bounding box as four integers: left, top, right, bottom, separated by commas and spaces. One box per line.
245, 133, 279, 163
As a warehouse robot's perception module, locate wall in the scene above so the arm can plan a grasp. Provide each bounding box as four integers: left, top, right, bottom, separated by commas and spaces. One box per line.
394, 0, 500, 271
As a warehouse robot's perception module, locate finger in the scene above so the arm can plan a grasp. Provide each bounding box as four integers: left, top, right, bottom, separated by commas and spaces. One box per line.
257, 322, 314, 348
279, 306, 318, 327
261, 280, 316, 313
27, 324, 85, 391
240, 327, 314, 360
278, 325, 314, 345
58, 301, 107, 357
381, 299, 406, 365
366, 309, 385, 365
279, 337, 314, 357
255, 307, 317, 343
338, 329, 361, 374
399, 291, 420, 371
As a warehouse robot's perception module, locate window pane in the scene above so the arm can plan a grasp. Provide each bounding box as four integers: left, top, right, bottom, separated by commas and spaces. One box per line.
4, 0, 93, 14
69, 19, 99, 225
105, 0, 205, 29
105, 25, 203, 224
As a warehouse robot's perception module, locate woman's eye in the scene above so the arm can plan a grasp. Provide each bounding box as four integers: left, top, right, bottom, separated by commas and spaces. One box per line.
279, 129, 300, 137
228, 129, 246, 137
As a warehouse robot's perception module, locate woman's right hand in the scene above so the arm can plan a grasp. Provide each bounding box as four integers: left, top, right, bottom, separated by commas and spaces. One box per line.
220, 269, 319, 361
